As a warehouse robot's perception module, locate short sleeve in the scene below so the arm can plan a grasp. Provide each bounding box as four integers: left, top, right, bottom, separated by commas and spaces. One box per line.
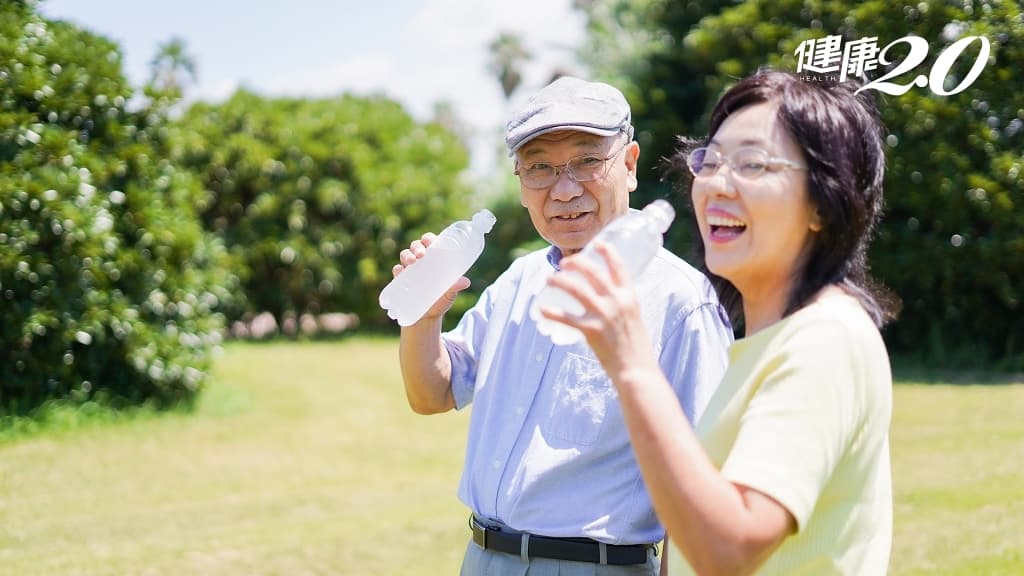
442, 286, 494, 410
659, 302, 732, 424
719, 319, 864, 531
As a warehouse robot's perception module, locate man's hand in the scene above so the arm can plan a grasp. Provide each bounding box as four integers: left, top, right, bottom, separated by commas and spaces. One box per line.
393, 232, 471, 323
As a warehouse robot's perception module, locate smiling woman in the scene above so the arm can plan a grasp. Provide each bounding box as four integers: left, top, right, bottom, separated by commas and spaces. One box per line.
682, 71, 898, 333
687, 101, 823, 335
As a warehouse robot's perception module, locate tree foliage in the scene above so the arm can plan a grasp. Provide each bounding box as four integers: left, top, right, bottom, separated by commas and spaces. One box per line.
172, 90, 473, 328
0, 2, 236, 413
578, 0, 1024, 367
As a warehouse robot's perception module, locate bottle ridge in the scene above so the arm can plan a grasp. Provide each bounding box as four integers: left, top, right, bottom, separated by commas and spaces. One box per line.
531, 199, 675, 344
379, 209, 496, 326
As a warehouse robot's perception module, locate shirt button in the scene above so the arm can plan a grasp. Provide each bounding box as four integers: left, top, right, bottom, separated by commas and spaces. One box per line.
492, 459, 502, 469
535, 353, 543, 362
515, 406, 524, 415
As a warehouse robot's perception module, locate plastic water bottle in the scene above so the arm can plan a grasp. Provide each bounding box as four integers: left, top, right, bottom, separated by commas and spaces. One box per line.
379, 209, 496, 326
531, 199, 675, 345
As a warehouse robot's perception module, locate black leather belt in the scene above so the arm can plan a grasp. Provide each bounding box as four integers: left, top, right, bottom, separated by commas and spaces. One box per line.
469, 516, 651, 566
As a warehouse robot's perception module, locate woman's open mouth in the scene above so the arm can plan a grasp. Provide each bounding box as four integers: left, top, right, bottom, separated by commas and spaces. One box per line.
707, 214, 747, 240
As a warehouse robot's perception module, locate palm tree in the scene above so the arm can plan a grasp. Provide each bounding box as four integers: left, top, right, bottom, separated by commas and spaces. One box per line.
488, 32, 531, 100
148, 37, 197, 98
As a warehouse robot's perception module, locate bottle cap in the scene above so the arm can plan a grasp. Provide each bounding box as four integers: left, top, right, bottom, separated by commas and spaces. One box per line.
642, 199, 675, 234
472, 209, 497, 233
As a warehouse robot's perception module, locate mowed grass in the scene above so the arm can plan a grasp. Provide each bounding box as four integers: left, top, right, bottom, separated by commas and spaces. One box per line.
0, 338, 471, 576
889, 383, 1024, 575
0, 337, 1022, 575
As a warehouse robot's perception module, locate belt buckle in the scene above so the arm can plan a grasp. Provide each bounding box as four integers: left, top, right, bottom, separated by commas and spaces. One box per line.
471, 517, 487, 549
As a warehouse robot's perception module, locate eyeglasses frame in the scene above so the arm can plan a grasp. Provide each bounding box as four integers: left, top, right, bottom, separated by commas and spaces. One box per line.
515, 136, 632, 189
687, 146, 807, 179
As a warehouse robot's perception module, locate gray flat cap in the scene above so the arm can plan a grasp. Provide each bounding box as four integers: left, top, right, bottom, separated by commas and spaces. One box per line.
505, 76, 632, 155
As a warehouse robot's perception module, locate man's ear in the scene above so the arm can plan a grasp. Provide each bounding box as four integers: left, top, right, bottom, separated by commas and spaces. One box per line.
514, 158, 528, 207
625, 141, 640, 192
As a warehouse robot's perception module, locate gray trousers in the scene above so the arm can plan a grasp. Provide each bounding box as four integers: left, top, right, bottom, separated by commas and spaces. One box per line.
459, 538, 658, 576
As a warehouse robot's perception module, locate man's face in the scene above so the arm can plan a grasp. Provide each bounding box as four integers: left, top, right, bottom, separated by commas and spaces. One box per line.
516, 131, 639, 256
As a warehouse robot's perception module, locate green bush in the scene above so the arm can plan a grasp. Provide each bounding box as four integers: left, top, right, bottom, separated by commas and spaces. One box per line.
172, 91, 472, 329
0, 3, 236, 414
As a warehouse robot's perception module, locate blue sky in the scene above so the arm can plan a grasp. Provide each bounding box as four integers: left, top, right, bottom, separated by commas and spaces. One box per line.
39, 0, 587, 174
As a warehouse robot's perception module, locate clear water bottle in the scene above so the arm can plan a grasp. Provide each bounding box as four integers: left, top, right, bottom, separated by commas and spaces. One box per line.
379, 209, 496, 326
531, 199, 675, 345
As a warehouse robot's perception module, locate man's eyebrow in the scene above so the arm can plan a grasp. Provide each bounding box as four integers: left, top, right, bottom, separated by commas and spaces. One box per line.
520, 137, 605, 159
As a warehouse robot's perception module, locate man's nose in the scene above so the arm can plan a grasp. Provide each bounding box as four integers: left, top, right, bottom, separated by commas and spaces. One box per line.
549, 169, 583, 201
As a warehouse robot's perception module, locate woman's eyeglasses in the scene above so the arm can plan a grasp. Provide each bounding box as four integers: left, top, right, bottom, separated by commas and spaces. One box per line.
687, 147, 806, 179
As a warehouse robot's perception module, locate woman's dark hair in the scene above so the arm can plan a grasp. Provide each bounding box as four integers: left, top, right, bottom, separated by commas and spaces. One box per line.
667, 69, 899, 329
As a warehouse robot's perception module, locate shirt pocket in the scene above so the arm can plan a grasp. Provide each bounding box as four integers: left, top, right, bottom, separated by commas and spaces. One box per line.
544, 352, 615, 446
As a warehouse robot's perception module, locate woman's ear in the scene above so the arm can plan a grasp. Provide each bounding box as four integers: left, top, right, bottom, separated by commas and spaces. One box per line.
809, 208, 823, 232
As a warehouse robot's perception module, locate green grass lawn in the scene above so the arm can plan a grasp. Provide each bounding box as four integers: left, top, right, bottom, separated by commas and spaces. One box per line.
1, 337, 1022, 575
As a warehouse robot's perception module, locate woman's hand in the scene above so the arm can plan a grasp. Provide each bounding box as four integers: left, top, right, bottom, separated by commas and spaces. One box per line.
540, 242, 659, 379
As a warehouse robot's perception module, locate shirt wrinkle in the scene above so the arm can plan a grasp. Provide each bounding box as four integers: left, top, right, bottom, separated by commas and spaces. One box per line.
443, 244, 732, 544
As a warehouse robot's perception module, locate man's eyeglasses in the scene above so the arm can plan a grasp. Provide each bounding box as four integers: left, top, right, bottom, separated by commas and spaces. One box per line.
687, 147, 807, 180
516, 140, 630, 189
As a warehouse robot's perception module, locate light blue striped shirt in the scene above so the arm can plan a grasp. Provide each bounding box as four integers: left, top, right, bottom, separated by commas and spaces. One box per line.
443, 243, 732, 545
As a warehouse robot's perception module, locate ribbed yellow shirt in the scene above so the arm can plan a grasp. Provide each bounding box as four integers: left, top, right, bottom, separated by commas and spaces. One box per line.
671, 292, 892, 575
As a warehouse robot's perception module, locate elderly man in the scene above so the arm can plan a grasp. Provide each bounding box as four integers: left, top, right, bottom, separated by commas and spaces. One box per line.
391, 76, 732, 575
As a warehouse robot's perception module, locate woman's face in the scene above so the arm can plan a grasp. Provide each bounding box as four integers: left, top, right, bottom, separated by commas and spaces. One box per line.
691, 102, 820, 296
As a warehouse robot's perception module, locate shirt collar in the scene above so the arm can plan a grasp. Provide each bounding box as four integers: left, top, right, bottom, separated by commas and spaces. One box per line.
545, 245, 565, 271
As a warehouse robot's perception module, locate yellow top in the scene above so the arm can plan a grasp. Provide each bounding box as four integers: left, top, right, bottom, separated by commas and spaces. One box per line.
671, 292, 892, 575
